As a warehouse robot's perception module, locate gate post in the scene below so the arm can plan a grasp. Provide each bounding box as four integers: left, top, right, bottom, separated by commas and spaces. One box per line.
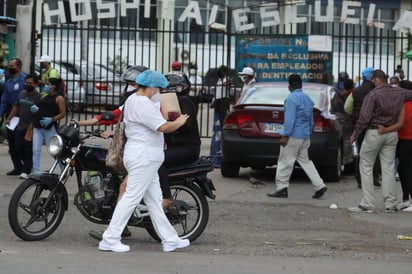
15, 1, 34, 73
157, 0, 175, 72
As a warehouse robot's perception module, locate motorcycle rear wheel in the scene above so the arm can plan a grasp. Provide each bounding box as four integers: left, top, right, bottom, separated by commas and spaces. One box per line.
146, 183, 209, 243
8, 179, 65, 241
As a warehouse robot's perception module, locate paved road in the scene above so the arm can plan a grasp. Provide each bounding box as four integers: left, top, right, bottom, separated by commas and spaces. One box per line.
1, 140, 412, 274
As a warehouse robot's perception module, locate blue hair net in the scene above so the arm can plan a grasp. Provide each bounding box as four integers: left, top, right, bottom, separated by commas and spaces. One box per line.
135, 70, 167, 89
362, 67, 374, 81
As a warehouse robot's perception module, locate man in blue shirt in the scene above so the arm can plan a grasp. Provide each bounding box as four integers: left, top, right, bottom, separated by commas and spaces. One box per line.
267, 74, 327, 199
0, 57, 27, 176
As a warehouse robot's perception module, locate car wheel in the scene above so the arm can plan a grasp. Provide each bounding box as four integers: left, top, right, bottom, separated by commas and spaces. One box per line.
320, 146, 342, 182
221, 161, 240, 177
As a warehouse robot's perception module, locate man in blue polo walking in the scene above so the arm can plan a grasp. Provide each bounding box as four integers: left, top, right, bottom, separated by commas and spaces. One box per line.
267, 74, 327, 199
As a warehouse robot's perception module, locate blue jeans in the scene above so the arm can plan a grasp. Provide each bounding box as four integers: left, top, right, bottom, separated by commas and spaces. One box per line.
32, 127, 57, 172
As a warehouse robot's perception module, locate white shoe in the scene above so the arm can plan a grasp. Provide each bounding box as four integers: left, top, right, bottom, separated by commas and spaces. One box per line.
19, 172, 29, 179
397, 201, 410, 211
163, 239, 190, 252
99, 240, 130, 252
402, 206, 412, 212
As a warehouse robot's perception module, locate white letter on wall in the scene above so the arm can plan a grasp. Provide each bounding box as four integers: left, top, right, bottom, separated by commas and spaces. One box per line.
314, 0, 333, 22
160, 0, 175, 20
393, 10, 412, 33
208, 5, 226, 31
260, 3, 281, 27
121, 0, 140, 17
284, 1, 307, 24
43, 1, 66, 25
341, 1, 361, 25
69, 0, 92, 22
96, 0, 115, 19
233, 8, 255, 32
366, 4, 384, 28
178, 1, 203, 25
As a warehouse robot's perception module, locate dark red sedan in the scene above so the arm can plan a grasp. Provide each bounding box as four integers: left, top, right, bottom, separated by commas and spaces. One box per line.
221, 82, 355, 182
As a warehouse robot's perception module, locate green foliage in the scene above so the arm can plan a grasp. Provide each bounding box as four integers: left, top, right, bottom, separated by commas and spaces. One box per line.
107, 55, 129, 75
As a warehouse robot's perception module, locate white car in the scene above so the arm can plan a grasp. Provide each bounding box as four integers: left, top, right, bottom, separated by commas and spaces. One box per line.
57, 60, 123, 110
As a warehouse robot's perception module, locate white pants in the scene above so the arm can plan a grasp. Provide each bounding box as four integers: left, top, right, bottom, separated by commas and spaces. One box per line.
359, 129, 398, 209
275, 137, 325, 191
102, 155, 180, 245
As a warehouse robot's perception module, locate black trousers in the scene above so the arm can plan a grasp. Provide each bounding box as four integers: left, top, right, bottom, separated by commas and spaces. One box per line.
214, 98, 229, 126
158, 145, 200, 198
189, 96, 200, 115
7, 128, 22, 172
14, 128, 33, 174
396, 139, 412, 201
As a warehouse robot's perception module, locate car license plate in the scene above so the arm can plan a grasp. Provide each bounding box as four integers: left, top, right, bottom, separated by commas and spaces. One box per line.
264, 123, 283, 133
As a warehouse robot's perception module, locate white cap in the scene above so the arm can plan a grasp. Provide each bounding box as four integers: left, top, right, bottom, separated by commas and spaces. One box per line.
39, 55, 52, 63
239, 67, 254, 76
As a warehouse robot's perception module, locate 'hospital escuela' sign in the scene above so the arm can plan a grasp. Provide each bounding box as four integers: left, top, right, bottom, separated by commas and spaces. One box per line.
42, 0, 412, 33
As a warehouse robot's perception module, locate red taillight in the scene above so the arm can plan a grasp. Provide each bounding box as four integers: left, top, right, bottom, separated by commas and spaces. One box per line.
95, 82, 110, 91
313, 116, 331, 132
223, 113, 254, 130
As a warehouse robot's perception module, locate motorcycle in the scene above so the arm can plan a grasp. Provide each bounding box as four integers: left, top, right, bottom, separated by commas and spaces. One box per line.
8, 122, 216, 242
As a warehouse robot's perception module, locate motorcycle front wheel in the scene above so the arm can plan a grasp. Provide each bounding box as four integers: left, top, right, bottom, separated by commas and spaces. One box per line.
8, 179, 65, 241
146, 183, 209, 243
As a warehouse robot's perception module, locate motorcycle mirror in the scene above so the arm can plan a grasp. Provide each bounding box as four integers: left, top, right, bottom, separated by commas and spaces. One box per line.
101, 111, 115, 121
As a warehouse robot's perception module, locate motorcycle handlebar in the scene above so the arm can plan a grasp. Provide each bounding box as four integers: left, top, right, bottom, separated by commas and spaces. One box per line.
80, 129, 105, 140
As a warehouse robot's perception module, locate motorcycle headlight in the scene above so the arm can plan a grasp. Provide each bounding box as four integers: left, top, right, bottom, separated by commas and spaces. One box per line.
47, 135, 64, 157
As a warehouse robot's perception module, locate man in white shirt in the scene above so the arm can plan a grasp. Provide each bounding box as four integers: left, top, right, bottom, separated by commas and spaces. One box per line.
187, 62, 202, 114
236, 67, 256, 103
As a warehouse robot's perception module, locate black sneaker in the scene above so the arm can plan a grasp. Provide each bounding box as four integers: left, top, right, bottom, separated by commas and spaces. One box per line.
7, 169, 21, 176
267, 188, 288, 198
312, 186, 327, 199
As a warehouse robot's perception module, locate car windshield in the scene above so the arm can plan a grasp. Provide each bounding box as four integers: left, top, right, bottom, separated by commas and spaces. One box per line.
241, 86, 324, 110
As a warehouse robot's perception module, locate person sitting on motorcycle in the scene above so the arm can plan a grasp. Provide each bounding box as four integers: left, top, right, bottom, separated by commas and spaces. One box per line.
158, 73, 201, 207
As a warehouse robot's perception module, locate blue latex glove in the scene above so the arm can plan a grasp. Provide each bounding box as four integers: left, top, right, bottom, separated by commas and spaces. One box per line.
40, 117, 53, 127
30, 104, 39, 113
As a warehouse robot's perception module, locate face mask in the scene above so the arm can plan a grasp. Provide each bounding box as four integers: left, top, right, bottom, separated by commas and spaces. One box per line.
189, 69, 196, 75
126, 85, 136, 92
44, 84, 50, 94
9, 68, 17, 75
25, 84, 35, 92
391, 84, 398, 87
0, 77, 4, 85
151, 90, 161, 103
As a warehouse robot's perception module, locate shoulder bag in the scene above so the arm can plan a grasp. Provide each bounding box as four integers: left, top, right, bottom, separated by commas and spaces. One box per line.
105, 110, 128, 175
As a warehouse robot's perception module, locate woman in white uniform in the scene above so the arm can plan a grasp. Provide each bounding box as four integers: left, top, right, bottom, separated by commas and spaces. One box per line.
99, 70, 190, 253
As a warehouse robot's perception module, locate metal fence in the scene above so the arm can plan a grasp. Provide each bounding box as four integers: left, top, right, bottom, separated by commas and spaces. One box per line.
38, 5, 411, 138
